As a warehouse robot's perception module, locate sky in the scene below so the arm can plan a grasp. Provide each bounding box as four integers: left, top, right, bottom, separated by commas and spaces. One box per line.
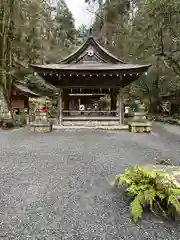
65, 0, 95, 28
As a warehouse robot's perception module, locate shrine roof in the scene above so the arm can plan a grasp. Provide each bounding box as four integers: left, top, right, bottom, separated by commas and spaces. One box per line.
59, 36, 125, 64
31, 36, 151, 87
13, 82, 38, 96
31, 63, 151, 71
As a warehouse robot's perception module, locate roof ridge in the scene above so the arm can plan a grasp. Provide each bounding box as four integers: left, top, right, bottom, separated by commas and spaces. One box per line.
58, 36, 125, 64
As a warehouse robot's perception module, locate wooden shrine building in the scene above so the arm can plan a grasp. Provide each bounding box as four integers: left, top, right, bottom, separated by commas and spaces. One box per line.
31, 36, 151, 126
11, 81, 38, 111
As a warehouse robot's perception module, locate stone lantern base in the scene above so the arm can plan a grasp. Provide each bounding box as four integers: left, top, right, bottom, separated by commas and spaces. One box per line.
29, 112, 52, 133
29, 122, 52, 132
128, 121, 152, 133
128, 104, 152, 133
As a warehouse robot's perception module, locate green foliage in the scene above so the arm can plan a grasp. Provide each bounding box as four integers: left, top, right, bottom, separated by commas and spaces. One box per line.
117, 165, 180, 223
77, 24, 89, 42
14, 113, 27, 127
23, 74, 57, 96
89, 0, 180, 112
0, 0, 78, 110
2, 119, 15, 129
13, 0, 78, 65
130, 192, 144, 223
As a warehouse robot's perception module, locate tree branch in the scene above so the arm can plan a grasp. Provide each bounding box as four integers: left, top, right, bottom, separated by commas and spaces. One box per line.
155, 28, 180, 77
85, 7, 104, 21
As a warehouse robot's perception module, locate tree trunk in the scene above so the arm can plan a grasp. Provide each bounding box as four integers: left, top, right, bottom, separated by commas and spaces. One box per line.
5, 0, 15, 118
149, 99, 160, 114
0, 0, 16, 119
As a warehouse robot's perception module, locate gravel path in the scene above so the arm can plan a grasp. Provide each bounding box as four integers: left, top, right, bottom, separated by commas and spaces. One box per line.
0, 124, 180, 239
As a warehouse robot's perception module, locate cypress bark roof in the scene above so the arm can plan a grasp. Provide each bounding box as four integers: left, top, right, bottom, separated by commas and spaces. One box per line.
31, 37, 151, 71
59, 37, 125, 64
13, 82, 38, 96
32, 63, 150, 71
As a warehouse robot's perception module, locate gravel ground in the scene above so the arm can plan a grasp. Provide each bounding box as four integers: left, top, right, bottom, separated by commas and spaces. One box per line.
0, 123, 180, 239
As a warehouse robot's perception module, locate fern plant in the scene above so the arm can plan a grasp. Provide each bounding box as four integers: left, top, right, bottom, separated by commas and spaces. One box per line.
116, 165, 180, 223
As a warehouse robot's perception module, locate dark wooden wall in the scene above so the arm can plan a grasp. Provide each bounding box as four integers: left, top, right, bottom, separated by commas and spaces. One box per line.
11, 95, 28, 109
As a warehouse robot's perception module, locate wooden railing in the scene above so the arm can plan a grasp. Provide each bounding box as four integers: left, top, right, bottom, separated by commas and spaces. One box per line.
62, 110, 118, 117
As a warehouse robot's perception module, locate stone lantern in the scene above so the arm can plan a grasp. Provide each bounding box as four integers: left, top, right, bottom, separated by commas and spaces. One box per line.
29, 104, 52, 133
128, 102, 152, 133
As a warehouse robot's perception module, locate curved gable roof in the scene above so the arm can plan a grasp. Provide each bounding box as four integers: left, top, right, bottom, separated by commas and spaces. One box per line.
60, 37, 125, 64
13, 82, 38, 96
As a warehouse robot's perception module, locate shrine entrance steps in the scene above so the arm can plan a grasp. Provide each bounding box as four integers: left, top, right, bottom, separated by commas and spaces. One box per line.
53, 125, 128, 130
53, 121, 128, 130
50, 116, 128, 129
62, 120, 119, 127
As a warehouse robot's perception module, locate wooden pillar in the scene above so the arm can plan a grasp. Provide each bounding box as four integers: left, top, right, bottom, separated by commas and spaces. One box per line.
110, 89, 117, 116
118, 90, 124, 125
63, 89, 70, 115
58, 89, 63, 125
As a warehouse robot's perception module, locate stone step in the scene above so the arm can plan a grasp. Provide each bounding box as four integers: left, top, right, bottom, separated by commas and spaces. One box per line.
53, 125, 128, 130
62, 120, 119, 126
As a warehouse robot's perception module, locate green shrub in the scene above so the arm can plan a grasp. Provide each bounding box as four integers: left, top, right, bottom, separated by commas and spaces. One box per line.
19, 115, 27, 126
172, 113, 179, 119
150, 115, 180, 125
116, 165, 180, 223
2, 119, 15, 129
14, 114, 27, 126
